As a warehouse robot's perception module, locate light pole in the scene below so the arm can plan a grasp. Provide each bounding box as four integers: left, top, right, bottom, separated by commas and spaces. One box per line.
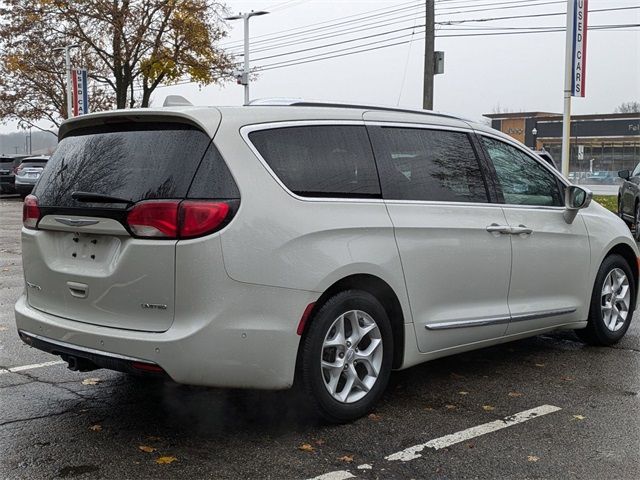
531, 127, 538, 150
53, 44, 80, 119
225, 11, 269, 105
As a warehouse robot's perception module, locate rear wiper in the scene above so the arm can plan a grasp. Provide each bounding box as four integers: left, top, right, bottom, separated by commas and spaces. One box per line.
71, 191, 134, 205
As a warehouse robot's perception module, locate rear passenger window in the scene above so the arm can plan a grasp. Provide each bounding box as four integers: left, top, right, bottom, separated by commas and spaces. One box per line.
370, 127, 488, 203
248, 125, 380, 198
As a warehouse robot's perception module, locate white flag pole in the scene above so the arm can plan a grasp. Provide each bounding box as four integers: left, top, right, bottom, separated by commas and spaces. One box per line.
561, 0, 575, 178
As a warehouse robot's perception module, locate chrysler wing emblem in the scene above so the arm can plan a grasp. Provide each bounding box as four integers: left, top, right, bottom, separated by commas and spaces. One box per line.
54, 217, 100, 227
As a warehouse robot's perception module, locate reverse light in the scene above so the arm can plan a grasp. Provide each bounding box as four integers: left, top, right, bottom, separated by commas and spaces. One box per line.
23, 194, 40, 229
126, 200, 231, 239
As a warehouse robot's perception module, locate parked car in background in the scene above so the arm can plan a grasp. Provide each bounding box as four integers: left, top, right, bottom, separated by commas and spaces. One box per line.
14, 156, 49, 198
587, 171, 621, 185
618, 164, 640, 240
14, 102, 639, 422
0, 154, 28, 194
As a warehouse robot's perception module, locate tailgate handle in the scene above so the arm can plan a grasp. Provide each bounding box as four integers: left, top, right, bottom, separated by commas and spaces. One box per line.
67, 281, 89, 299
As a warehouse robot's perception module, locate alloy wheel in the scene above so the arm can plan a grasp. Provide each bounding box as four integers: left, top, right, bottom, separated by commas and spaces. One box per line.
320, 310, 383, 403
601, 267, 631, 332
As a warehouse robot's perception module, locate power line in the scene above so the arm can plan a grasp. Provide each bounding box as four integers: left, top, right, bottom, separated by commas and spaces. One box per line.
254, 23, 639, 72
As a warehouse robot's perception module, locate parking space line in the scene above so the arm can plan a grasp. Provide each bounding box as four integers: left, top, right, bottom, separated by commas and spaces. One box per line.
309, 471, 355, 480
307, 404, 562, 479
386, 404, 562, 462
0, 360, 65, 375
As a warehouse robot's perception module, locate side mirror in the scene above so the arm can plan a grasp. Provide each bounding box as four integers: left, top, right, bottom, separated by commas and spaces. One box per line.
618, 170, 630, 180
563, 185, 592, 224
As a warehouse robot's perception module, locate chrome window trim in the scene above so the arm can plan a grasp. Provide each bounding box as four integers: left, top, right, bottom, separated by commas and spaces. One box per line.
19, 330, 156, 364
363, 120, 475, 134
424, 307, 576, 330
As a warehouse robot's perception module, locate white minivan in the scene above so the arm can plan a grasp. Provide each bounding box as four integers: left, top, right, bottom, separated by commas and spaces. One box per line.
15, 102, 638, 422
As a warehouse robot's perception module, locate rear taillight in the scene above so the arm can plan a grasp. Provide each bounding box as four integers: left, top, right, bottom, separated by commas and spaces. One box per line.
126, 200, 231, 239
23, 194, 40, 229
179, 201, 229, 239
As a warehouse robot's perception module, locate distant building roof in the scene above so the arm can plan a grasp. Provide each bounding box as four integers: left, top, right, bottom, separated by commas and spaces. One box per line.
484, 111, 639, 121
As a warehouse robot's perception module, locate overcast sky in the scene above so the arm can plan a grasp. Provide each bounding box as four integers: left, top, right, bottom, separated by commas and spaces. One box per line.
2, 0, 639, 134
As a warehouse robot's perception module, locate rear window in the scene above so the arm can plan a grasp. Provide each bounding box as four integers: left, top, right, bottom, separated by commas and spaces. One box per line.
248, 125, 381, 198
34, 123, 213, 208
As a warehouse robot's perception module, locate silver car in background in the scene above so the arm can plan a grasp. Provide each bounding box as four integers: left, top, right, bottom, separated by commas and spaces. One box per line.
14, 156, 49, 198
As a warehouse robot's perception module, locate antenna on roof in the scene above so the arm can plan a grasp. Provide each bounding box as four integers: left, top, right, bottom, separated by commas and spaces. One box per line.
163, 95, 193, 107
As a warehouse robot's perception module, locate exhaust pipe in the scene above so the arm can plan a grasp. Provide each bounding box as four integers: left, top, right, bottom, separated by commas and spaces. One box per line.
62, 354, 97, 372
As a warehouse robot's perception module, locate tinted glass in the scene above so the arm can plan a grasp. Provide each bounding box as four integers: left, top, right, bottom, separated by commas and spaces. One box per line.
481, 137, 563, 206
372, 127, 488, 202
249, 125, 380, 198
632, 163, 640, 177
187, 144, 240, 199
34, 123, 211, 208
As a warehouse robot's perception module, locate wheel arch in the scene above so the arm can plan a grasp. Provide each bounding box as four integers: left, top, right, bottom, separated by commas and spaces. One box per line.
298, 274, 406, 369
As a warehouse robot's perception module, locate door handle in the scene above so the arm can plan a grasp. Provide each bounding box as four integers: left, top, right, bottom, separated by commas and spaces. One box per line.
486, 223, 512, 234
510, 224, 533, 235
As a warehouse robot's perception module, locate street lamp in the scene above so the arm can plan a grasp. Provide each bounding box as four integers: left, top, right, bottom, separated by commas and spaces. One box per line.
225, 11, 269, 105
53, 44, 80, 119
531, 127, 538, 150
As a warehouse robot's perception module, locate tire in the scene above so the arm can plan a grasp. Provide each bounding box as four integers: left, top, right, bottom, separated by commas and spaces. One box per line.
634, 204, 640, 242
576, 254, 636, 346
300, 290, 393, 423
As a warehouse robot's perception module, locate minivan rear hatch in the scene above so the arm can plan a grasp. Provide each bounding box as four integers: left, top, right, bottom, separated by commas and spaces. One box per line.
24, 120, 215, 332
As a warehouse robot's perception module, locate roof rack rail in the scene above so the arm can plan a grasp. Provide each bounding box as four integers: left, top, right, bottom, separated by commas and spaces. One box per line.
289, 101, 463, 121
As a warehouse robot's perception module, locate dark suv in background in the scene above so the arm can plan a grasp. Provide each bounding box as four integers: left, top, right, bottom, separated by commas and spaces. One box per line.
618, 164, 640, 240
0, 154, 28, 194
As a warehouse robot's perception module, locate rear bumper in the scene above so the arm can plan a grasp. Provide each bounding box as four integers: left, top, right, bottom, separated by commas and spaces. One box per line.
15, 283, 318, 389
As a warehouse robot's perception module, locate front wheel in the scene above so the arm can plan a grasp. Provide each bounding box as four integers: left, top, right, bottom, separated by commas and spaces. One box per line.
300, 290, 393, 423
576, 254, 635, 346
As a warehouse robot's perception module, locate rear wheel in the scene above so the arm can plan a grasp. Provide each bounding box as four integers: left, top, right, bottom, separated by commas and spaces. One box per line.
301, 290, 393, 423
576, 254, 635, 346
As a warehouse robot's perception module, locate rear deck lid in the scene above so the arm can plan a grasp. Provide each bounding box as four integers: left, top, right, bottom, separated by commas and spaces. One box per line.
24, 121, 214, 332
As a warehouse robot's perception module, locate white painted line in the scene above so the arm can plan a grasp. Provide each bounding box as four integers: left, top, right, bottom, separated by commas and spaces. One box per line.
386, 404, 562, 462
308, 471, 355, 480
0, 360, 65, 375
356, 464, 372, 470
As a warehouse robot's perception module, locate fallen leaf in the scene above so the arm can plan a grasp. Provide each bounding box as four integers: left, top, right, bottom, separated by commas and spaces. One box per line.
527, 455, 540, 462
0, 326, 8, 332
445, 404, 456, 410
482, 405, 495, 412
147, 436, 162, 442
88, 424, 102, 432
298, 443, 315, 453
508, 392, 523, 397
368, 413, 382, 421
338, 455, 354, 463
81, 378, 101, 385
467, 443, 475, 449
156, 456, 177, 465
534, 363, 545, 368
572, 415, 586, 421
423, 406, 434, 411
138, 445, 157, 453
458, 391, 469, 396
450, 372, 465, 379
561, 376, 575, 382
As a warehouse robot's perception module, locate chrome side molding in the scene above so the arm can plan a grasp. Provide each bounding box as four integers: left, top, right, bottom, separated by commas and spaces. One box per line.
425, 307, 577, 330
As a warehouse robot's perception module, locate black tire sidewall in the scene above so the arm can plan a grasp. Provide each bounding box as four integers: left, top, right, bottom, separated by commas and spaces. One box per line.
587, 254, 636, 345
301, 290, 393, 423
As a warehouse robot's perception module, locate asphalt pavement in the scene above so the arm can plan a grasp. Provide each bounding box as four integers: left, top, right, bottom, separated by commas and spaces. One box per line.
1, 195, 639, 479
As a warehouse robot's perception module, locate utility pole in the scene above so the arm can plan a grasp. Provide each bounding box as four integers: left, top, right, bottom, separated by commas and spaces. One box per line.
52, 44, 80, 119
423, 0, 435, 110
225, 11, 269, 105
